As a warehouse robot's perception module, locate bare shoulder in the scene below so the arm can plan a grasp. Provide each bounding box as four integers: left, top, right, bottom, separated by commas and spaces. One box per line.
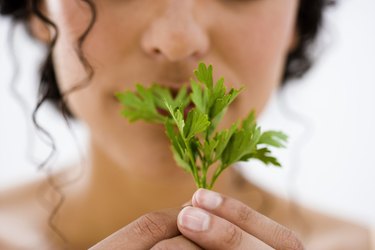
294, 204, 372, 250
0, 165, 77, 205
228, 173, 372, 250
0, 172, 68, 249
262, 191, 371, 249
0, 177, 50, 248
0, 177, 45, 204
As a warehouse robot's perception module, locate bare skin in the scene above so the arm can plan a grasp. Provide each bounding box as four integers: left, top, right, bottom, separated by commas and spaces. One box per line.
0, 0, 372, 249
0, 168, 370, 249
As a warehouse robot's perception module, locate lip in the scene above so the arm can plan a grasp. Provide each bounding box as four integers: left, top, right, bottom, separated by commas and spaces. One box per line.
112, 80, 193, 105
157, 80, 191, 89
168, 84, 192, 98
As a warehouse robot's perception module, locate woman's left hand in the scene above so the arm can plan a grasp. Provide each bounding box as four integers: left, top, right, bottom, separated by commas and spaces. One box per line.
152, 189, 304, 250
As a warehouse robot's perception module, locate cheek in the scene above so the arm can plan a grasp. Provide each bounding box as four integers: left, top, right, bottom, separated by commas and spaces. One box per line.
47, 0, 98, 91
46, 0, 109, 120
233, 20, 291, 113
213, 2, 297, 115
221, 6, 295, 81
48, 0, 149, 118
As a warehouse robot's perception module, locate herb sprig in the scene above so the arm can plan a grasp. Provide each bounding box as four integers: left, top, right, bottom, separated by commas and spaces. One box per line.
116, 63, 287, 189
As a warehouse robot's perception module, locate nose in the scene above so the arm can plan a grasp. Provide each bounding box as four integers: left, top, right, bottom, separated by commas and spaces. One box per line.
141, 1, 209, 62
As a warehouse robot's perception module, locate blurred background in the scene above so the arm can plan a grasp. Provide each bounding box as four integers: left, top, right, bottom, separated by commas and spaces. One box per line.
1, 0, 374, 227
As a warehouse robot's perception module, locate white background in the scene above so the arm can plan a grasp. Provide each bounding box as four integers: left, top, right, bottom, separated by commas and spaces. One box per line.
1, 0, 374, 227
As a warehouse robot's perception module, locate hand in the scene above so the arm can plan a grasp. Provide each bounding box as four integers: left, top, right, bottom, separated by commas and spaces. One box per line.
171, 189, 304, 250
89, 208, 201, 249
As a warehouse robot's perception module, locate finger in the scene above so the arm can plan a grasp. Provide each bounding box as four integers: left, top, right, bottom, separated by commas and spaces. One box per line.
151, 235, 202, 250
182, 201, 192, 207
90, 208, 180, 250
192, 188, 304, 250
177, 206, 273, 250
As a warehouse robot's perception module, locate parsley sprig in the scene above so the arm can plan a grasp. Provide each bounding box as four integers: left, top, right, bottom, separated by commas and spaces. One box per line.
116, 63, 287, 189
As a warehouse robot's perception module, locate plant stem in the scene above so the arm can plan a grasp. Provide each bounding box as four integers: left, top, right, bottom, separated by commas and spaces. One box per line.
208, 164, 226, 189
201, 161, 208, 189
182, 138, 201, 188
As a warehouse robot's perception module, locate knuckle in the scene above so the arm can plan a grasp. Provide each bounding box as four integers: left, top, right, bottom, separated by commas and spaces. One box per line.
286, 235, 304, 250
236, 204, 252, 223
152, 240, 173, 250
275, 227, 304, 250
133, 212, 169, 240
223, 224, 242, 247
152, 236, 199, 250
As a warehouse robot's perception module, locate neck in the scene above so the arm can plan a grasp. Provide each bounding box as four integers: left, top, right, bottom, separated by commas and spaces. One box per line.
86, 140, 198, 207
84, 139, 250, 208
56, 139, 266, 248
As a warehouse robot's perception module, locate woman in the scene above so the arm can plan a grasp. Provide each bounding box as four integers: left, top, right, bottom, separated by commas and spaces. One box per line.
0, 0, 372, 249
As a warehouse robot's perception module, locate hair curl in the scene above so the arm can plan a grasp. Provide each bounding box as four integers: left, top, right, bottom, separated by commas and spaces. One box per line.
1, 0, 335, 115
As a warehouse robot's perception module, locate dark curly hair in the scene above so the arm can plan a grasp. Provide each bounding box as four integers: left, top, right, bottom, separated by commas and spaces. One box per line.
1, 0, 335, 118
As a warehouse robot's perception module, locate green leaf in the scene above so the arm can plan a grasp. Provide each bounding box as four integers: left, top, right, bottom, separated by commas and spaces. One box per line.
220, 113, 262, 167
174, 85, 190, 110
116, 62, 287, 189
165, 120, 183, 156
213, 122, 238, 161
165, 120, 192, 172
250, 147, 282, 167
208, 80, 241, 120
202, 137, 218, 165
115, 86, 166, 123
190, 80, 207, 114
151, 84, 190, 111
165, 102, 185, 135
184, 108, 211, 140
195, 62, 213, 90
242, 110, 256, 130
258, 131, 288, 148
150, 84, 174, 109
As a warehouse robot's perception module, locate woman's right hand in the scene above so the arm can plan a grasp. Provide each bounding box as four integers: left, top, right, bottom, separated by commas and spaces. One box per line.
89, 207, 201, 249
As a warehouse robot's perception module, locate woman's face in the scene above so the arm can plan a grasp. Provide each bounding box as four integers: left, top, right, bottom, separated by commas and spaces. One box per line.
35, 0, 298, 177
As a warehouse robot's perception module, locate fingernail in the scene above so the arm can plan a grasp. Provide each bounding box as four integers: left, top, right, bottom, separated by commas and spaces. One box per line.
194, 188, 222, 210
178, 207, 210, 232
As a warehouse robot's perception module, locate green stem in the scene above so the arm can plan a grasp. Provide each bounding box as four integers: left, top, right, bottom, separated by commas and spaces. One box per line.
201, 161, 208, 189
208, 164, 226, 189
183, 138, 201, 188
190, 163, 200, 189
